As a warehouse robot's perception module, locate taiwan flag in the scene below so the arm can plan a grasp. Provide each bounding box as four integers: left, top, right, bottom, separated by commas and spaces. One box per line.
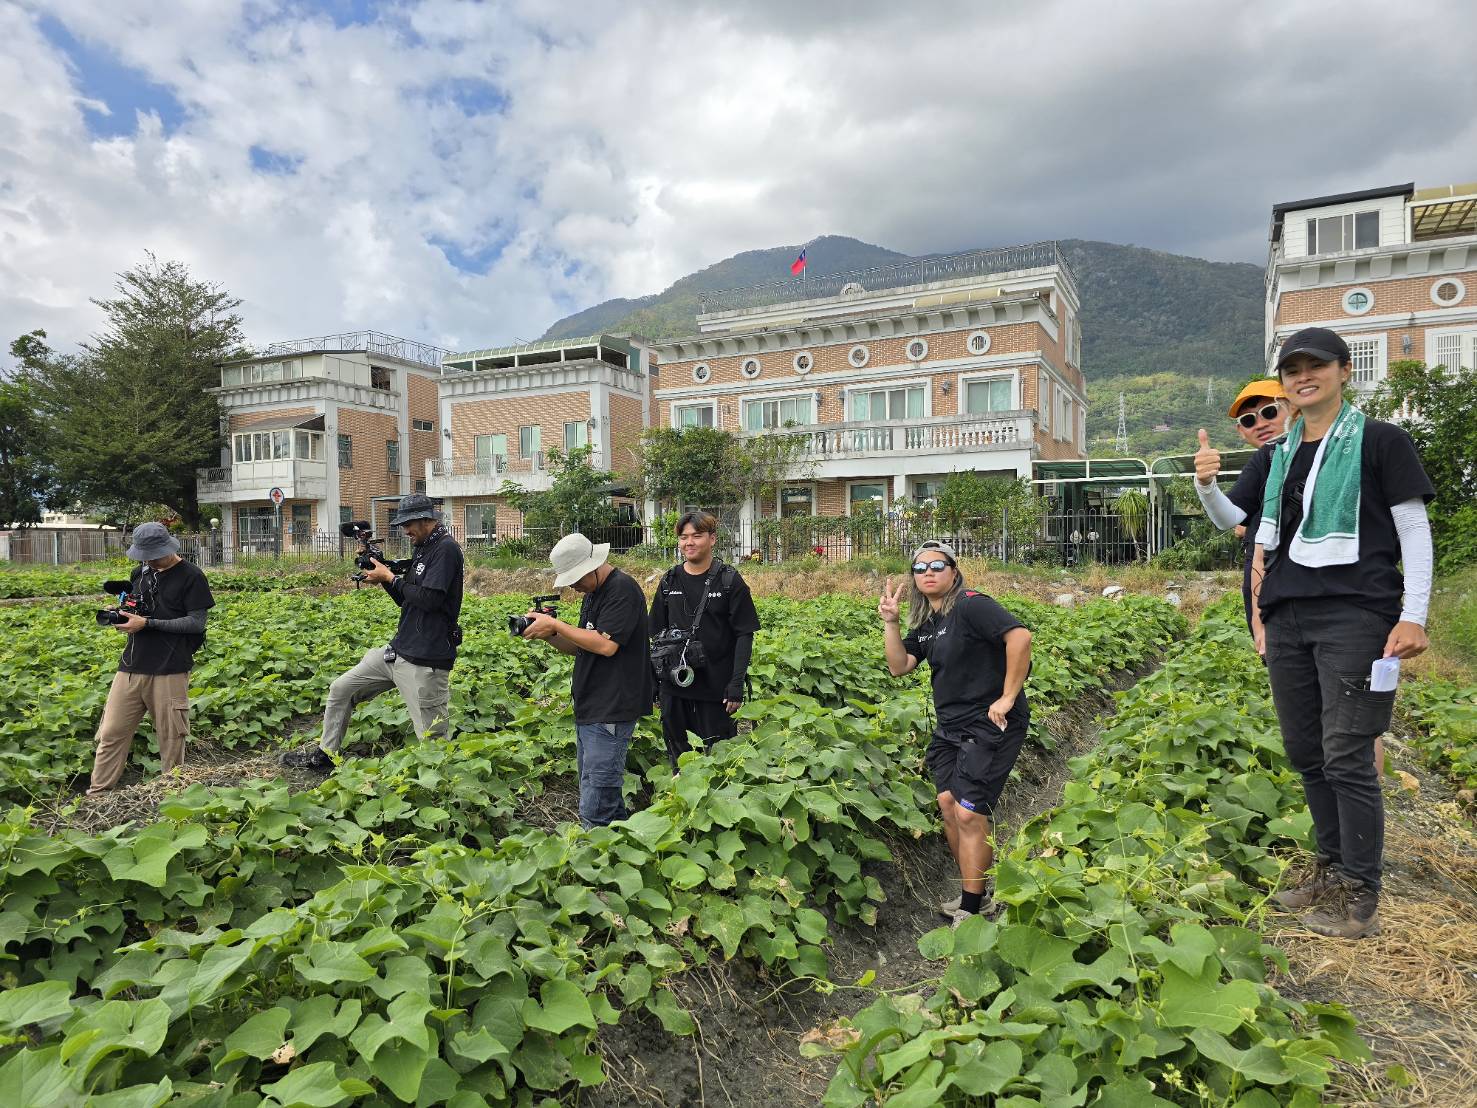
790, 247, 807, 276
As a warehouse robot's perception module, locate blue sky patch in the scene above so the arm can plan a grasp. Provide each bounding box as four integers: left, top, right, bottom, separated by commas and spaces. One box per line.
250, 146, 304, 175
39, 15, 187, 138
430, 232, 512, 275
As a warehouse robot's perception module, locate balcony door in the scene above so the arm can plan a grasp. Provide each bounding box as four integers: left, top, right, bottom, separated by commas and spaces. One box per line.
474, 434, 507, 477
849, 386, 923, 451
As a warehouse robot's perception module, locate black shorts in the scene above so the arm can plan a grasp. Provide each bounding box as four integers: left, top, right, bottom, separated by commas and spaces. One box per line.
925, 720, 1026, 814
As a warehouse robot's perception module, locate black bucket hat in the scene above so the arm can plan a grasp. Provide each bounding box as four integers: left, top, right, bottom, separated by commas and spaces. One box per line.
389, 493, 438, 526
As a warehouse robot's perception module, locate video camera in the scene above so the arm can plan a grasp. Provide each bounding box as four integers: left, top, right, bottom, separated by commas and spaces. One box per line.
508, 594, 560, 636
339, 520, 411, 586
96, 579, 148, 627
651, 627, 706, 689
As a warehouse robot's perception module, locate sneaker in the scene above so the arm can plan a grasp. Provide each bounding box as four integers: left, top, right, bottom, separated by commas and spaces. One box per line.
947, 907, 975, 929
280, 744, 333, 771
938, 894, 962, 918
1272, 862, 1340, 911
938, 880, 994, 919
1302, 877, 1380, 939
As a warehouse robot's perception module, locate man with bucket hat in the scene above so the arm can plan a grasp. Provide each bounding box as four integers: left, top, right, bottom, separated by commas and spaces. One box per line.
282, 493, 464, 771
87, 522, 215, 795
520, 532, 651, 827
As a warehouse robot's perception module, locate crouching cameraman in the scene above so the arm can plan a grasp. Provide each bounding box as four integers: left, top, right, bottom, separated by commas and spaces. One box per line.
282, 494, 463, 770
650, 511, 760, 770
88, 523, 215, 795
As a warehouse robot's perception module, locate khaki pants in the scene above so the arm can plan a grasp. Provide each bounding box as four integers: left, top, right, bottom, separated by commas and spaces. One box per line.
321, 647, 451, 753
89, 671, 190, 794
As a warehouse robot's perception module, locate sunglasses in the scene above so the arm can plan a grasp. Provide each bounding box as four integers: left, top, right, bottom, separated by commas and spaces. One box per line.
1235, 403, 1283, 429
912, 559, 954, 574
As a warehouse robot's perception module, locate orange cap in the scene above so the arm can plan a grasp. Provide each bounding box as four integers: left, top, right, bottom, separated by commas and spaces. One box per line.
1227, 377, 1286, 419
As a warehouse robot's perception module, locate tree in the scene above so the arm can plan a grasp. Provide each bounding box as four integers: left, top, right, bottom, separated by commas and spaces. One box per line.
0, 376, 55, 526
1113, 488, 1149, 560
934, 473, 1043, 553
501, 446, 618, 539
638, 425, 815, 515
1366, 358, 1477, 572
639, 427, 747, 507
19, 256, 246, 527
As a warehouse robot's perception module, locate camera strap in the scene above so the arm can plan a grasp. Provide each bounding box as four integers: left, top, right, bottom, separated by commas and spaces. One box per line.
672, 561, 721, 665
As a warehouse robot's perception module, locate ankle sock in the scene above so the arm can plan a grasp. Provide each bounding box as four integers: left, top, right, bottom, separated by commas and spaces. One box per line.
960, 890, 983, 915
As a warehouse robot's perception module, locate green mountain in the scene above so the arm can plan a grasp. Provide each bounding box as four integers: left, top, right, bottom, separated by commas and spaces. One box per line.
540, 236, 1264, 456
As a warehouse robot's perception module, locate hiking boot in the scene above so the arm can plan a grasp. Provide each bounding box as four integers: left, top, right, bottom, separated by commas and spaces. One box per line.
1272, 862, 1340, 911
280, 744, 333, 771
1302, 877, 1380, 939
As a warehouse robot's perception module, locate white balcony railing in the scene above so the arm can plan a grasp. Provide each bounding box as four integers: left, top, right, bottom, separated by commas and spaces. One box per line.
745, 412, 1034, 461
196, 459, 329, 503
424, 452, 558, 497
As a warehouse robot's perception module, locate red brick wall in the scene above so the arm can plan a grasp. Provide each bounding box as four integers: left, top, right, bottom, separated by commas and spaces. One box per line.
337, 408, 400, 522
228, 406, 315, 433
607, 392, 645, 478
448, 391, 591, 460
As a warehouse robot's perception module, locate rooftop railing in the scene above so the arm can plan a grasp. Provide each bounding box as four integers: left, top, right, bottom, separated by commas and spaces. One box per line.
263, 331, 449, 369
698, 242, 1077, 315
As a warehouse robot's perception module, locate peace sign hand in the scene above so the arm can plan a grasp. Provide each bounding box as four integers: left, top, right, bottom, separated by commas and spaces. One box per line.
878, 577, 906, 625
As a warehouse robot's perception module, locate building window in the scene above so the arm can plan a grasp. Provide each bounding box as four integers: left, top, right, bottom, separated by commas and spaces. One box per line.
519, 425, 541, 458
1342, 287, 1375, 315
966, 331, 992, 356
1038, 370, 1052, 435
414, 480, 426, 494
474, 433, 507, 475
563, 420, 588, 451
674, 402, 715, 429
1431, 278, 1466, 307
1307, 210, 1379, 254
412, 418, 435, 432
465, 504, 495, 538
847, 345, 869, 368
905, 338, 929, 362
1347, 336, 1388, 388
337, 434, 353, 468
793, 351, 814, 374
339, 506, 353, 525
386, 439, 400, 474
293, 430, 325, 460
848, 482, 886, 516
851, 385, 924, 421
964, 377, 1012, 415
744, 395, 814, 431
692, 363, 711, 383
912, 480, 940, 503
740, 357, 762, 379
1430, 328, 1477, 373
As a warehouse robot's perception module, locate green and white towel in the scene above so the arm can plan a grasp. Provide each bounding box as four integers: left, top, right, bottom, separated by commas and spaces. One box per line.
1255, 402, 1365, 566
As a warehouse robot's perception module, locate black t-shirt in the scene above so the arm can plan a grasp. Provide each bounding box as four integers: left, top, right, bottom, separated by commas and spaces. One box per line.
902, 591, 1028, 736
1226, 419, 1434, 622
1226, 447, 1271, 629
572, 567, 653, 724
118, 560, 215, 675
388, 530, 465, 669
649, 562, 761, 702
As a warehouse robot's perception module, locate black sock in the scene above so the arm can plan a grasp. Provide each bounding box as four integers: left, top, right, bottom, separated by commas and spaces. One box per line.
960, 890, 983, 915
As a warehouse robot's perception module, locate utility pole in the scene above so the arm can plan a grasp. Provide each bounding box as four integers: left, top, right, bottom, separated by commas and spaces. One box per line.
1115, 392, 1128, 456
1206, 377, 1215, 409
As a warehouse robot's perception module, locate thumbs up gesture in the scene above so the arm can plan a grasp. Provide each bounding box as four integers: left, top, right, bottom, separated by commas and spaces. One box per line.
1193, 428, 1221, 487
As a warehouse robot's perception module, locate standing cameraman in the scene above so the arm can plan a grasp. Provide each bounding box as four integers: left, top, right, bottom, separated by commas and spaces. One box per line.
281, 494, 464, 771
649, 511, 760, 770
879, 542, 1032, 926
520, 533, 651, 828
88, 522, 215, 795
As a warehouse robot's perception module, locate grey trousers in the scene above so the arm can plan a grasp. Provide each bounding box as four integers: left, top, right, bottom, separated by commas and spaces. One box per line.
321, 646, 451, 753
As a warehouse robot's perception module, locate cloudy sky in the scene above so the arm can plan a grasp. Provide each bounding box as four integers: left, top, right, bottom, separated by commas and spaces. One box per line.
3, 0, 1475, 355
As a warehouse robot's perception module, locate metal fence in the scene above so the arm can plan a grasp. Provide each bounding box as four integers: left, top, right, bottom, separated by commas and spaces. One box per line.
2, 510, 1191, 570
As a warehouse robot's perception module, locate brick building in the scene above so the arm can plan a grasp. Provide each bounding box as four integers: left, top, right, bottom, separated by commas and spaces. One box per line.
651, 242, 1086, 528
197, 332, 445, 551
426, 335, 655, 543
1267, 180, 1477, 387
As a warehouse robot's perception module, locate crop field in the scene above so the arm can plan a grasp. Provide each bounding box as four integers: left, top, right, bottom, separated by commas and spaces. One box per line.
0, 567, 1474, 1106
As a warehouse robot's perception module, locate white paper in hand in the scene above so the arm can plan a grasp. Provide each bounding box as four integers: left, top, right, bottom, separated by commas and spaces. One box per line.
1369, 657, 1400, 693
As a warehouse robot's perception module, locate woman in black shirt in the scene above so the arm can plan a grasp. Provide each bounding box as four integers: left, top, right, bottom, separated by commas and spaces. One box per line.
880, 541, 1032, 925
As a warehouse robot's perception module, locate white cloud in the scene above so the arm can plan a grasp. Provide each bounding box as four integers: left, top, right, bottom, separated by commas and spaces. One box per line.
2, 0, 1474, 358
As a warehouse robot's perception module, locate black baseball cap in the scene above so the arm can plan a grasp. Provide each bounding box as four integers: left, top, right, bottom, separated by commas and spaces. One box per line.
1276, 327, 1350, 372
